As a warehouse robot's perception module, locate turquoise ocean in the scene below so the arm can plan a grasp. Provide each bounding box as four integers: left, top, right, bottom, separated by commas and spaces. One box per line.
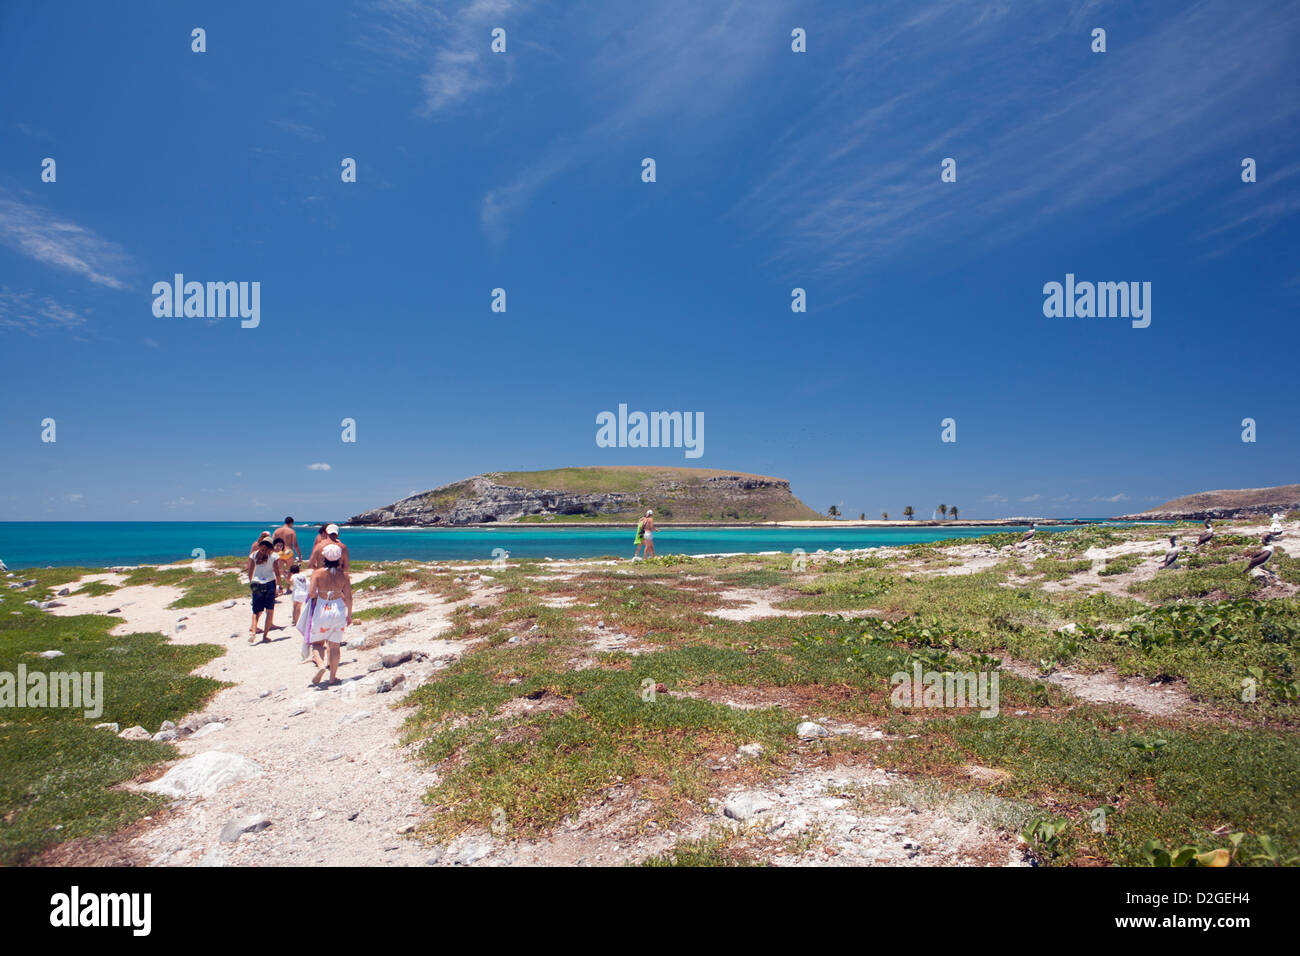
0, 521, 1150, 570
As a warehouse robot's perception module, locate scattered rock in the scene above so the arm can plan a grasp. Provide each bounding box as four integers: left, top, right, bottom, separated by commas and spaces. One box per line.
179, 714, 224, 735
381, 648, 414, 668
153, 729, 178, 742
738, 743, 765, 758
220, 814, 272, 843
724, 793, 774, 821
57, 587, 70, 596
339, 711, 371, 726
190, 722, 226, 739
37, 650, 64, 659
119, 726, 151, 741
93, 722, 120, 733
377, 674, 406, 694
141, 751, 265, 798
426, 849, 444, 865
159, 720, 176, 732
797, 721, 831, 739
455, 842, 491, 865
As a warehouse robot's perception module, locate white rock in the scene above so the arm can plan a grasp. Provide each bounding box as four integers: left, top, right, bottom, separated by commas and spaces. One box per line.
190, 722, 226, 739
738, 743, 765, 758
797, 721, 831, 739
723, 793, 774, 821
220, 814, 272, 843
119, 725, 151, 741
38, 650, 64, 659
142, 751, 264, 798
456, 842, 491, 865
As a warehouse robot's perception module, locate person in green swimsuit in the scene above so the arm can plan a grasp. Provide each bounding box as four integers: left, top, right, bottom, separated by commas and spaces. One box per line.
633, 512, 647, 560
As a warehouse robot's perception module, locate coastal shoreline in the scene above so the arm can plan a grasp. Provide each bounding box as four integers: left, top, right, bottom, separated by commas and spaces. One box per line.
344, 518, 1133, 530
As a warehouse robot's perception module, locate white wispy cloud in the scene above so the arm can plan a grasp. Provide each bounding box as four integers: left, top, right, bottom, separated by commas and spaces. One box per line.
308, 462, 333, 471
365, 0, 526, 114
741, 0, 1300, 276
0, 287, 88, 334
370, 0, 785, 242
1089, 493, 1130, 503
983, 494, 1007, 504
1020, 494, 1042, 503
0, 194, 131, 288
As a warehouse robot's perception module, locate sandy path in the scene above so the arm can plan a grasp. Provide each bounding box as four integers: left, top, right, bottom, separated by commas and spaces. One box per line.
47, 569, 474, 867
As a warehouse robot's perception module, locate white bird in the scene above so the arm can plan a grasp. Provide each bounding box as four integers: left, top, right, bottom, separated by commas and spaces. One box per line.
1160, 534, 1180, 569
1265, 514, 1284, 544
1196, 519, 1214, 547
0, 558, 7, 572
1245, 534, 1276, 577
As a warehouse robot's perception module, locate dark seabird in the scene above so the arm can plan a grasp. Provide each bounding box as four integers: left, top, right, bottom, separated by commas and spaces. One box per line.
1245, 535, 1276, 577
1196, 520, 1214, 547
1017, 522, 1036, 546
1159, 534, 1180, 569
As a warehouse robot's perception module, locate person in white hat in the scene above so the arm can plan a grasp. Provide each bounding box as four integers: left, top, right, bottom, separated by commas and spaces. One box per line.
246, 537, 280, 643
310, 522, 350, 571
641, 509, 656, 558
307, 542, 352, 685
250, 529, 274, 557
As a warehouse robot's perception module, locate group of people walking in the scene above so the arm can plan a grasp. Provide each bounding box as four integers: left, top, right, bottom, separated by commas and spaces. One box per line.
245, 517, 353, 686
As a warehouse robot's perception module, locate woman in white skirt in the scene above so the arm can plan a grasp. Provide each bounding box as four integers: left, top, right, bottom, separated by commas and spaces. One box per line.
308, 543, 353, 685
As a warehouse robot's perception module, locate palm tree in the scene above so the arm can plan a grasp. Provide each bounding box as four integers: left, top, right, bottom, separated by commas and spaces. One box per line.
881, 512, 889, 520
828, 505, 839, 519
949, 505, 959, 519
938, 503, 947, 519
903, 506, 915, 520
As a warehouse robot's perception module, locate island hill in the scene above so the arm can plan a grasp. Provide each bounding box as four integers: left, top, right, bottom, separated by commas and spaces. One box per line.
348, 467, 823, 526
1118, 483, 1300, 521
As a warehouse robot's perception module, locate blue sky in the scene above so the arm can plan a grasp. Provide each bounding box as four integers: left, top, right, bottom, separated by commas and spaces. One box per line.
1, 0, 1297, 522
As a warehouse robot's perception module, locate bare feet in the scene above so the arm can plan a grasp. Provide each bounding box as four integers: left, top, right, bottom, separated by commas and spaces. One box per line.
311, 667, 327, 685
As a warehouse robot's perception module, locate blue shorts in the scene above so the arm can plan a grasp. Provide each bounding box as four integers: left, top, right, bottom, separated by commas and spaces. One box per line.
251, 580, 276, 614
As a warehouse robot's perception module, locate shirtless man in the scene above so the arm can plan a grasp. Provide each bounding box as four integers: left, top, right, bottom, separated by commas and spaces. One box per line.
273, 516, 301, 564
310, 523, 350, 571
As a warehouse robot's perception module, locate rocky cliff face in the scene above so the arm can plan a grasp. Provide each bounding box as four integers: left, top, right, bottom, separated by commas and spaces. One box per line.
348, 470, 816, 525
1118, 484, 1300, 521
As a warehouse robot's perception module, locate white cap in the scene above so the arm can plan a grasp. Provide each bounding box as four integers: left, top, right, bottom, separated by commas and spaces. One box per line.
322, 543, 342, 562
258, 530, 272, 540
646, 510, 653, 515
325, 523, 339, 535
